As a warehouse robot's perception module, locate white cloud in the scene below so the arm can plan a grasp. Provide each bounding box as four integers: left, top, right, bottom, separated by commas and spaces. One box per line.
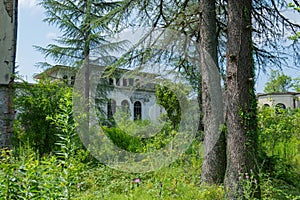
46, 32, 57, 40
19, 0, 43, 13
19, 0, 38, 8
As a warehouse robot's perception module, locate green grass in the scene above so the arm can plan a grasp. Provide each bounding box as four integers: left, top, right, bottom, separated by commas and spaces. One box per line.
1, 140, 299, 199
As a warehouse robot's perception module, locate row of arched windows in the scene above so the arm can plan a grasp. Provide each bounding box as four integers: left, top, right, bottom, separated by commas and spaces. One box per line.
62, 75, 75, 85
107, 99, 142, 120
107, 77, 139, 87
263, 103, 286, 109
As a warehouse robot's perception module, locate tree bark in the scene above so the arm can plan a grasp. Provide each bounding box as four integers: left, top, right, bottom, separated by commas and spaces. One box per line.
225, 0, 260, 198
199, 0, 226, 185
0, 0, 17, 148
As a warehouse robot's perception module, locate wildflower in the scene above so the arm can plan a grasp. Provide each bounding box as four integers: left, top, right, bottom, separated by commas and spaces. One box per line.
133, 178, 140, 183
132, 178, 140, 188
245, 175, 249, 179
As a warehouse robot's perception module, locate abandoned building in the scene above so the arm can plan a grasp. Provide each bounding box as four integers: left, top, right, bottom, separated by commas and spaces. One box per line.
34, 64, 164, 122
257, 92, 300, 109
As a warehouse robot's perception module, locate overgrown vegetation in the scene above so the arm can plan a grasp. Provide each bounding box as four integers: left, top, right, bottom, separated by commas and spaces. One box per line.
1, 80, 299, 199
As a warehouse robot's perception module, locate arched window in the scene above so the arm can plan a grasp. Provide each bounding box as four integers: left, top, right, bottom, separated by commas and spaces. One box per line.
275, 103, 286, 114
121, 100, 130, 113
107, 99, 116, 118
71, 76, 75, 85
276, 103, 286, 109
134, 101, 142, 120
108, 77, 114, 86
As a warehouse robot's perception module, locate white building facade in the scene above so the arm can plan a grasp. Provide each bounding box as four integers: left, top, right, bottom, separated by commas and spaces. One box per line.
257, 92, 300, 109
35, 64, 164, 122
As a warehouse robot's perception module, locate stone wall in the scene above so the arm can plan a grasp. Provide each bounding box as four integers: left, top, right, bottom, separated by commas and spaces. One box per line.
0, 85, 14, 148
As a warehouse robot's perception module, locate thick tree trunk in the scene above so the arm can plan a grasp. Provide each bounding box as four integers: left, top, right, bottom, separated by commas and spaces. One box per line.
225, 0, 260, 199
0, 0, 17, 148
199, 0, 226, 185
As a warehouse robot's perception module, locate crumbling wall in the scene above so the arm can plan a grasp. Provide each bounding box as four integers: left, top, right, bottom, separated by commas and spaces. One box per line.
0, 0, 17, 148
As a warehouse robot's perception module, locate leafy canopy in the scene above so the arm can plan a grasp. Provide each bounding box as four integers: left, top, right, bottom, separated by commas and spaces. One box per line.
264, 70, 300, 93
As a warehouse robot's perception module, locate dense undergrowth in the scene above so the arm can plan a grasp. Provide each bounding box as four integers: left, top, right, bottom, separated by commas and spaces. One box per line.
2, 82, 299, 199
0, 138, 299, 200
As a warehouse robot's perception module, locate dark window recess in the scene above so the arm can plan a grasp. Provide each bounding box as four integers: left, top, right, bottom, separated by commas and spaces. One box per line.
275, 103, 286, 114
108, 78, 114, 86
71, 76, 75, 85
107, 99, 116, 118
134, 101, 142, 120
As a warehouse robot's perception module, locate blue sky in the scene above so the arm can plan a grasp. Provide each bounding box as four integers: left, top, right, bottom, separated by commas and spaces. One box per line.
16, 0, 58, 81
16, 0, 300, 93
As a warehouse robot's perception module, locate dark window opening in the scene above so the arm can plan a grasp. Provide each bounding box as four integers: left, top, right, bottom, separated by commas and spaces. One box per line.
134, 101, 142, 120
71, 76, 75, 85
108, 78, 114, 86
275, 103, 286, 114
276, 103, 286, 109
107, 99, 116, 118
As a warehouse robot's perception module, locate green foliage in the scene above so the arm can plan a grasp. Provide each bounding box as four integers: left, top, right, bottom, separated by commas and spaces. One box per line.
1, 87, 88, 199
258, 107, 300, 162
258, 106, 300, 188
36, 0, 121, 67
288, 3, 300, 41
0, 146, 88, 200
101, 119, 179, 153
102, 126, 144, 153
264, 70, 300, 93
13, 80, 74, 155
293, 78, 300, 92
155, 81, 189, 128
264, 70, 294, 93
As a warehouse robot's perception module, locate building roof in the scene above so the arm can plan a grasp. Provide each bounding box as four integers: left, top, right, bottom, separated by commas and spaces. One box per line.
257, 92, 300, 97
33, 65, 77, 80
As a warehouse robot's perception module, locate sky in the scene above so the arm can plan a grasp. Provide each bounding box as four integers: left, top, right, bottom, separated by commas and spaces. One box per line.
17, 0, 58, 81
16, 0, 300, 93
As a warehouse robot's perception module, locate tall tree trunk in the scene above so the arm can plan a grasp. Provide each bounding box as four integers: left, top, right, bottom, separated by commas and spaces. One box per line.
199, 0, 226, 185
0, 0, 17, 148
225, 0, 260, 198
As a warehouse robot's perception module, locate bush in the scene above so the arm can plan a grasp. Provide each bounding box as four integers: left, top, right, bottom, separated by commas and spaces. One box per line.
13, 80, 75, 155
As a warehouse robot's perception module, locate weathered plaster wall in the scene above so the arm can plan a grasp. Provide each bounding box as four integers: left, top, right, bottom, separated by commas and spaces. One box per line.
0, 0, 14, 84
0, 0, 16, 147
257, 93, 300, 109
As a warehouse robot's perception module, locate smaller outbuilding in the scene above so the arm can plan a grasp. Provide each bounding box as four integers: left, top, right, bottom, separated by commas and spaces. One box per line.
257, 92, 300, 109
